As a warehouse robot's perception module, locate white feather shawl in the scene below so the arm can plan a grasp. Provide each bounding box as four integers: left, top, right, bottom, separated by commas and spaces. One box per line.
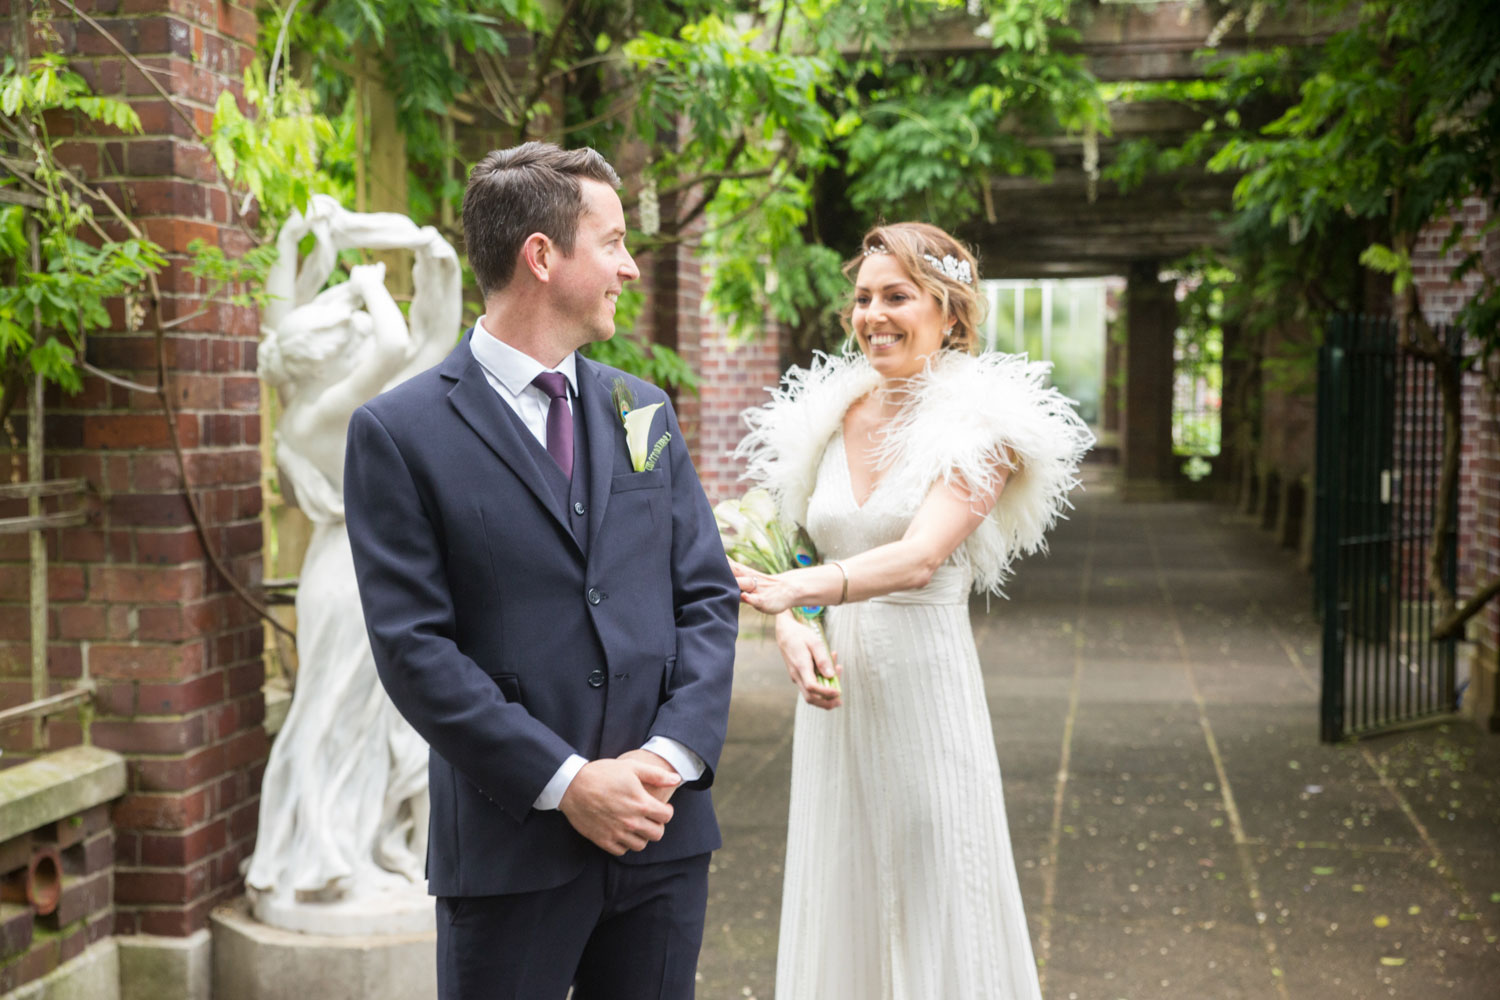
736, 350, 1095, 595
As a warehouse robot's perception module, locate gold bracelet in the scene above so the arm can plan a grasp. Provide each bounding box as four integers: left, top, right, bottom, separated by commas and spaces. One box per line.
827, 559, 850, 605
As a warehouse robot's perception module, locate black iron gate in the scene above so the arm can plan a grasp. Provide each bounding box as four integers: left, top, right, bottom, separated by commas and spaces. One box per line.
1315, 314, 1460, 742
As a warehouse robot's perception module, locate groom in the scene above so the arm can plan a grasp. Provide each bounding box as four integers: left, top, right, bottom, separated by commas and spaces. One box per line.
344, 142, 738, 999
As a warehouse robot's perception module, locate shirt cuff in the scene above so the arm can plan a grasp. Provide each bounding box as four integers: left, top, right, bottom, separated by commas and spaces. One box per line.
532, 753, 587, 811
642, 736, 705, 782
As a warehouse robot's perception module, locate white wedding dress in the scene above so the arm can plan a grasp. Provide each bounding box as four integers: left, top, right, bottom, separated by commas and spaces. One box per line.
774, 433, 1042, 999
739, 350, 1092, 1000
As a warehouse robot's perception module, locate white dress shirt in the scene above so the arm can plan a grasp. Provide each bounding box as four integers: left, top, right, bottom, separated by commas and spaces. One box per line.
468, 322, 705, 810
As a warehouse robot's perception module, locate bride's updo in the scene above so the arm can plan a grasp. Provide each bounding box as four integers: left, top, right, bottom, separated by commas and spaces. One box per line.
843, 222, 985, 355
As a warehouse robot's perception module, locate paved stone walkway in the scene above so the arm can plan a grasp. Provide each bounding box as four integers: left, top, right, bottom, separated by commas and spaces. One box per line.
699, 469, 1500, 999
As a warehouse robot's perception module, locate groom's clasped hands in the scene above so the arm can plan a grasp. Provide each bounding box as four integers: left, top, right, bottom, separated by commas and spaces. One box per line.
557, 749, 682, 856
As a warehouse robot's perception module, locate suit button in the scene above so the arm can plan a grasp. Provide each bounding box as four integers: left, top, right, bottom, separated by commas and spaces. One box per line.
587, 587, 602, 605
587, 670, 605, 689
573, 501, 586, 516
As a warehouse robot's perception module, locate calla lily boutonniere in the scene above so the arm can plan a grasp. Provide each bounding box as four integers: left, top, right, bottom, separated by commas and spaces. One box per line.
611, 378, 672, 472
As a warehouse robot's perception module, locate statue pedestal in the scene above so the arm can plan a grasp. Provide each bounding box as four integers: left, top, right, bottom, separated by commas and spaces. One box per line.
211, 897, 436, 1000
249, 879, 434, 936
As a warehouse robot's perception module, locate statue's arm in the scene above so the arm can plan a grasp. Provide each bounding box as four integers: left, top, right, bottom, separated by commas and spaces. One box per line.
312, 194, 434, 253
398, 230, 465, 381
261, 208, 312, 332
290, 197, 432, 307
309, 264, 414, 425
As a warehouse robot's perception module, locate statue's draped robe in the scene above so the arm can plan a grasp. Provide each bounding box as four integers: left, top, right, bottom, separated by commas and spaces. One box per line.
246, 441, 429, 900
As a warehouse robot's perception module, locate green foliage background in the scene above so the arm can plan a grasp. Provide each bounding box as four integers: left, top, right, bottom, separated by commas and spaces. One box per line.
1106, 0, 1499, 374
0, 54, 166, 415
7, 0, 1497, 412
263, 0, 1106, 365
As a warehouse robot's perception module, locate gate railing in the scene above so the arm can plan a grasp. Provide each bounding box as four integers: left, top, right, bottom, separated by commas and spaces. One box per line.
1315, 314, 1461, 742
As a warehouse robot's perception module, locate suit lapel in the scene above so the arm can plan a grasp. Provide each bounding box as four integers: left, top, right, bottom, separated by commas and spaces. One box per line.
578, 357, 626, 549
442, 333, 576, 546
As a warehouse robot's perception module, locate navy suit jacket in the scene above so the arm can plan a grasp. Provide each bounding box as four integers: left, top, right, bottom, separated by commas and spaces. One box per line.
344, 332, 738, 897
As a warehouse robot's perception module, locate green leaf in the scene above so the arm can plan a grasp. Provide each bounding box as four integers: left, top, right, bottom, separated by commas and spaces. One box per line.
1358, 243, 1407, 275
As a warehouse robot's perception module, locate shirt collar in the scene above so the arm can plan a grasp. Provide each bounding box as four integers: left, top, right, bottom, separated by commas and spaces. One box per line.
469, 317, 579, 397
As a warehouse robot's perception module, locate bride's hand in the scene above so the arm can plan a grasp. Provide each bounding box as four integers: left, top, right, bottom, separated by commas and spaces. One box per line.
733, 563, 801, 616
775, 613, 841, 710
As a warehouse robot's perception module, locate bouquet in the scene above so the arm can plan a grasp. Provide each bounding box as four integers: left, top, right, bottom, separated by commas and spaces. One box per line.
714, 488, 839, 690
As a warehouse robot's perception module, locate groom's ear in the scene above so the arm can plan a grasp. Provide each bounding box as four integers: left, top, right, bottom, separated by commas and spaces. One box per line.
520, 232, 554, 283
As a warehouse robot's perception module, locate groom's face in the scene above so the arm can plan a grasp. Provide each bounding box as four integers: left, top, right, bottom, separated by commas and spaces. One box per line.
551, 179, 640, 348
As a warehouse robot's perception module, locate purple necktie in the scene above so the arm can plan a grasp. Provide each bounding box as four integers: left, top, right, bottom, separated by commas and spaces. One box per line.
531, 371, 573, 480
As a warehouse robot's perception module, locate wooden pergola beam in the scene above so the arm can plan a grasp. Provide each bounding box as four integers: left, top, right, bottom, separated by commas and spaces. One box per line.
897, 0, 1340, 81
868, 3, 1341, 273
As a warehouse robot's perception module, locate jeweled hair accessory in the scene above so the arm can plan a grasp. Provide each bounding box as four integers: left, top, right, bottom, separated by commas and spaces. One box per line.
861, 243, 974, 285
924, 253, 974, 286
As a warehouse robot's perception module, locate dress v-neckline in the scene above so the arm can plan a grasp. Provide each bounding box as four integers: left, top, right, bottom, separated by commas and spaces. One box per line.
836, 429, 883, 511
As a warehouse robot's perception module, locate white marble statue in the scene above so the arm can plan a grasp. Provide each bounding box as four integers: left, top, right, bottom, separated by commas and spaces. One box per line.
246, 196, 461, 935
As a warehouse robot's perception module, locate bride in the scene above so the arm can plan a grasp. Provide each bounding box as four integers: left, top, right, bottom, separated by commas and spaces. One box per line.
734, 222, 1092, 998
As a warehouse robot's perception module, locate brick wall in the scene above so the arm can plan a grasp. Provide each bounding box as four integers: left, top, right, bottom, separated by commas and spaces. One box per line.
691, 315, 784, 506
667, 255, 784, 505
1462, 371, 1500, 727
1477, 220, 1500, 729
634, 217, 784, 505
1412, 196, 1499, 727
1413, 197, 1491, 320
0, 0, 268, 949
0, 805, 114, 991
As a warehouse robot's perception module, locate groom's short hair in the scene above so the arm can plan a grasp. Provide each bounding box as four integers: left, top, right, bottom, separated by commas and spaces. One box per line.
463, 142, 623, 297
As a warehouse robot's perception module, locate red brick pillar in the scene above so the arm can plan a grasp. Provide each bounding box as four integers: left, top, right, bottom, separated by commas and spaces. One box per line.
633, 220, 784, 503
1475, 215, 1500, 731
8, 0, 268, 937
1417, 196, 1500, 731
689, 317, 783, 506
1463, 370, 1500, 732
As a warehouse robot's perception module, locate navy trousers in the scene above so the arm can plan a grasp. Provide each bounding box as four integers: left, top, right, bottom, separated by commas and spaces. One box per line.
435, 852, 711, 1000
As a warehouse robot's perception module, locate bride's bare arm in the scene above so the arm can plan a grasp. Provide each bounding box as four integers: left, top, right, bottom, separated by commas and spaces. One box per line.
736, 460, 1013, 616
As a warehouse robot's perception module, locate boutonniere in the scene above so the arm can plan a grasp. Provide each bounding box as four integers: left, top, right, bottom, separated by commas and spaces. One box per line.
611, 377, 672, 472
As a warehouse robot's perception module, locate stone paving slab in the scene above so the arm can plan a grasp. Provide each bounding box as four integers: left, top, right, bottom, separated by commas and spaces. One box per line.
1048, 814, 1247, 923
1252, 842, 1496, 999
1210, 711, 1427, 853
1043, 914, 1271, 1000
700, 476, 1500, 999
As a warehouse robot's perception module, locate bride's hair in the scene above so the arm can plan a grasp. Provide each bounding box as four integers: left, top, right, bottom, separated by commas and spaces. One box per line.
842, 222, 985, 355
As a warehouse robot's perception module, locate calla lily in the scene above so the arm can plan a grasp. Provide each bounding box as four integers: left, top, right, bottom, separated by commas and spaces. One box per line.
717, 489, 839, 690
741, 487, 777, 525
623, 402, 664, 471
714, 499, 751, 543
